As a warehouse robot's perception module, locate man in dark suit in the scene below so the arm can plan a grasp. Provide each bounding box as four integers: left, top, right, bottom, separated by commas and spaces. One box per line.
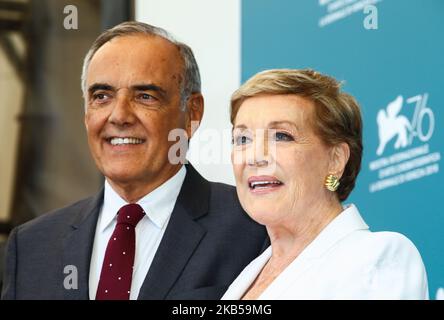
1, 21, 266, 300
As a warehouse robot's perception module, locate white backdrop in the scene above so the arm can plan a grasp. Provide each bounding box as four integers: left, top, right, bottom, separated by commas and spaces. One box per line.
136, 0, 241, 185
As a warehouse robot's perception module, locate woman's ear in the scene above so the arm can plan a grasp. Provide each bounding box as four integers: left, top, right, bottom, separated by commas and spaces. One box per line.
329, 142, 350, 178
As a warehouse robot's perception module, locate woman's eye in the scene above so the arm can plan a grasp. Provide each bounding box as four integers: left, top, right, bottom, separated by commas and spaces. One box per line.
274, 132, 294, 141
233, 135, 252, 145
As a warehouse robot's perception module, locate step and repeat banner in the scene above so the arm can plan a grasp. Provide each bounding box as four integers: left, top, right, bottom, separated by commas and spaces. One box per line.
242, 0, 443, 298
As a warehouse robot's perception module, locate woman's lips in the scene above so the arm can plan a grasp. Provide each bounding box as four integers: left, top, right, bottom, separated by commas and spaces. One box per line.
247, 175, 283, 194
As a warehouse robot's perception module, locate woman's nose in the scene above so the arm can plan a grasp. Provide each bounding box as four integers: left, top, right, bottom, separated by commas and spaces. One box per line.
247, 131, 270, 167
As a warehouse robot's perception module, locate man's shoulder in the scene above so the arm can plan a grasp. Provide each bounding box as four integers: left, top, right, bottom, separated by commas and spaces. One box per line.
208, 180, 237, 198
206, 181, 242, 210
185, 177, 267, 249
181, 165, 244, 215
203, 181, 262, 231
16, 194, 100, 236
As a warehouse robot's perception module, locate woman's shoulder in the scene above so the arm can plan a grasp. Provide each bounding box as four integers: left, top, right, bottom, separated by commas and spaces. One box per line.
361, 230, 418, 250
355, 231, 419, 254
345, 229, 423, 262
337, 205, 423, 262
337, 228, 428, 292
328, 230, 428, 299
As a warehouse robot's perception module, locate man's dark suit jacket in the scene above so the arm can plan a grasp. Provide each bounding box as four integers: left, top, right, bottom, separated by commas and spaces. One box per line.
1, 165, 267, 299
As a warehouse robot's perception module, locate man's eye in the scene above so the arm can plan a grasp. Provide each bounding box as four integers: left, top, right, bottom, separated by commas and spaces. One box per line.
138, 93, 155, 100
274, 132, 294, 141
233, 135, 252, 145
93, 93, 106, 100
92, 93, 111, 103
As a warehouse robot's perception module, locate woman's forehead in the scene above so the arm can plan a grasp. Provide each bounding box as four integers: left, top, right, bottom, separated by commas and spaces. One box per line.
235, 94, 314, 128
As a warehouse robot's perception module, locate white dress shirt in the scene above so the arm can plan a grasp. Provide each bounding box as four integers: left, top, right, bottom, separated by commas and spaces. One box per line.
222, 204, 429, 300
89, 166, 186, 300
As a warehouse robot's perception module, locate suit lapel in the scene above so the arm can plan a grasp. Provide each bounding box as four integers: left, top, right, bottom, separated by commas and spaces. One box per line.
62, 189, 103, 299
137, 164, 209, 300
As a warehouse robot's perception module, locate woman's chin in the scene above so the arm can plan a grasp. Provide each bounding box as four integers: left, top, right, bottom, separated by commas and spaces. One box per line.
244, 207, 280, 226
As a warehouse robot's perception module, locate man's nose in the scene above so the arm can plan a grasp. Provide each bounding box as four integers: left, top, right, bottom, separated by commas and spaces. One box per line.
108, 93, 136, 126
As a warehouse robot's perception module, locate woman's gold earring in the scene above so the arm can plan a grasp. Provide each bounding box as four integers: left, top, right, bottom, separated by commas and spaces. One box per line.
325, 174, 340, 192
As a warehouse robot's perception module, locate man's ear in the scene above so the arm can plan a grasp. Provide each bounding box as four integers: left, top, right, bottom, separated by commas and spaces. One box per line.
329, 142, 350, 178
185, 93, 204, 139
84, 112, 89, 131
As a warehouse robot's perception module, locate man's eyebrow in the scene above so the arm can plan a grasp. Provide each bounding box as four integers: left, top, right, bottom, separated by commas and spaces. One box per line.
88, 83, 115, 94
87, 83, 168, 98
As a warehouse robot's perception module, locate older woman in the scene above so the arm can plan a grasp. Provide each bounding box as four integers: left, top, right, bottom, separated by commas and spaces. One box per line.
222, 69, 428, 300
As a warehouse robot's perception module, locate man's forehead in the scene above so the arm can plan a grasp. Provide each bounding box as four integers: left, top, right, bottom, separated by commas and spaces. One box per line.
93, 34, 180, 62
87, 34, 183, 89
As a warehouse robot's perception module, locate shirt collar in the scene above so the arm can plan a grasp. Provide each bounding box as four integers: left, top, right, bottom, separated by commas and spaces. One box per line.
302, 203, 369, 259
99, 166, 187, 232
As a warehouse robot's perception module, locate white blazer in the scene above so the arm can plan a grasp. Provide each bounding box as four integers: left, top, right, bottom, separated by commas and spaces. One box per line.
222, 204, 429, 300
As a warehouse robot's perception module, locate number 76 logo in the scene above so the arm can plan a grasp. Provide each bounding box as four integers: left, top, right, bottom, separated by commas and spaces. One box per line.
376, 93, 434, 156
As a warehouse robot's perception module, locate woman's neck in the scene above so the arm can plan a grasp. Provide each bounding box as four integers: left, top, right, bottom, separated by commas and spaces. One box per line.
267, 199, 343, 262
241, 199, 344, 300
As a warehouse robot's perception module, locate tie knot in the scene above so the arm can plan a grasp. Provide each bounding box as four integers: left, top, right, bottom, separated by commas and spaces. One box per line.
117, 203, 145, 226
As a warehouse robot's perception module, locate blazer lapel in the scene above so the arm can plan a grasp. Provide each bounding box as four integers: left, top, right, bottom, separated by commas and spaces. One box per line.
137, 164, 209, 300
62, 189, 103, 299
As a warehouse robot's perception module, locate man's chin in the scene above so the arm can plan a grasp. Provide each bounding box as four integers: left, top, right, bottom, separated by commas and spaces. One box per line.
103, 171, 146, 186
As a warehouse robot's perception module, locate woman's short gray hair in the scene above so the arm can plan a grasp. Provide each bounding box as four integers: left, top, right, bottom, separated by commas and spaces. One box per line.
81, 21, 201, 107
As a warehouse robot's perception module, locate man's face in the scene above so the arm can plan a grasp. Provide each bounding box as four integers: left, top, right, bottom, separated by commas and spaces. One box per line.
84, 34, 192, 198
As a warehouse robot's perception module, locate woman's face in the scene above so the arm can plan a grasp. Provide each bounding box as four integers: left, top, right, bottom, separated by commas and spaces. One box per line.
231, 94, 338, 227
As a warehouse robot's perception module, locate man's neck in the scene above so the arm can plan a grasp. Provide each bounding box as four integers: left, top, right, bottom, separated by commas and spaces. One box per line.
106, 165, 184, 203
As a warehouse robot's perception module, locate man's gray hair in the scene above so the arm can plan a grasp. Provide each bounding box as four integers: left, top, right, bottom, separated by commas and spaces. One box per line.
81, 21, 201, 107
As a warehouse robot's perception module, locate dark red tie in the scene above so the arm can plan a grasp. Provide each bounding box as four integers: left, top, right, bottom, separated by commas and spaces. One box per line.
96, 204, 145, 300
